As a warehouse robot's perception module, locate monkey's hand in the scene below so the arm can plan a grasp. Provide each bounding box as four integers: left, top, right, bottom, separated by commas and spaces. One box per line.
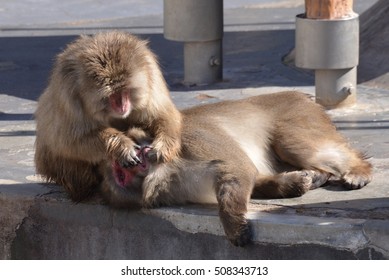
147, 136, 181, 163
118, 142, 142, 168
107, 134, 142, 168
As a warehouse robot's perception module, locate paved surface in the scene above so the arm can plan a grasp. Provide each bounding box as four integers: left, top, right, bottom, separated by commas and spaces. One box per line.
1, 0, 389, 259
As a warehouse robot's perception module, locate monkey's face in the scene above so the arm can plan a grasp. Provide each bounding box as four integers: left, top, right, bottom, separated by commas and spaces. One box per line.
60, 32, 153, 123
101, 146, 151, 208
81, 52, 151, 123
113, 145, 151, 187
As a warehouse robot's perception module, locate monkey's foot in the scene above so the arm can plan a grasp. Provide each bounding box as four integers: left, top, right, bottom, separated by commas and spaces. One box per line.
304, 170, 330, 189
342, 172, 372, 190
277, 170, 313, 197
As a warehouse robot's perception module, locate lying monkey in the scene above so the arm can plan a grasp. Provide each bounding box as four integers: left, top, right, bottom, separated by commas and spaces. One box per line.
101, 91, 372, 246
34, 32, 182, 201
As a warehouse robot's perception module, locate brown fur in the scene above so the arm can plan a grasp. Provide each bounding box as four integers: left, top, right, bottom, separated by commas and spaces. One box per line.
102, 91, 372, 246
34, 31, 182, 201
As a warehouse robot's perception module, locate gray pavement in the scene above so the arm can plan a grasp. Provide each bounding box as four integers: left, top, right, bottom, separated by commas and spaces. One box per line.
1, 0, 389, 259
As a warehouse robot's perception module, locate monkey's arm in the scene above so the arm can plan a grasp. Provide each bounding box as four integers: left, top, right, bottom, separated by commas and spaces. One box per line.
56, 127, 141, 166
148, 110, 182, 163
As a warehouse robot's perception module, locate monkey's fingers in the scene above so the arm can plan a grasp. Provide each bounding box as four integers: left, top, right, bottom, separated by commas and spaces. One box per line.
118, 148, 142, 168
119, 158, 139, 168
131, 149, 143, 164
134, 144, 141, 150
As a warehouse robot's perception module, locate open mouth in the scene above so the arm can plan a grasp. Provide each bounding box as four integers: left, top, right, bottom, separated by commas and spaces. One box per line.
109, 90, 131, 115
112, 161, 134, 188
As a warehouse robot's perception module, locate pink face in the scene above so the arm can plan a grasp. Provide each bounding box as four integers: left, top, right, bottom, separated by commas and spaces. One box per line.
109, 89, 131, 118
112, 146, 151, 188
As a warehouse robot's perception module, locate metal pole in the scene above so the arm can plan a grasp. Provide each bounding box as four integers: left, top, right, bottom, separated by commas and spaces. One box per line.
295, 0, 359, 108
315, 68, 357, 108
184, 41, 222, 86
164, 0, 223, 86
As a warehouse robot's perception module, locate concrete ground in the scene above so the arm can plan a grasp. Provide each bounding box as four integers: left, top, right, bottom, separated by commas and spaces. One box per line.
1, 0, 388, 259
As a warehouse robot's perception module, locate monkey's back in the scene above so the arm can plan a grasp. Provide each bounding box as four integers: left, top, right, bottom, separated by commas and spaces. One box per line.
179, 91, 341, 175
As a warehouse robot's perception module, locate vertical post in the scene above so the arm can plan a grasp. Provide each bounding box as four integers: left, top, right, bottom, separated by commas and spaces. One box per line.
295, 0, 359, 108
164, 0, 223, 86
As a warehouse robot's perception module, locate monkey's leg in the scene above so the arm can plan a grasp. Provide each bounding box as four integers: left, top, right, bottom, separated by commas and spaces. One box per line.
275, 141, 372, 190
40, 156, 101, 201
35, 144, 102, 201
336, 151, 372, 190
60, 160, 102, 201
214, 162, 257, 247
272, 121, 372, 190
251, 170, 329, 199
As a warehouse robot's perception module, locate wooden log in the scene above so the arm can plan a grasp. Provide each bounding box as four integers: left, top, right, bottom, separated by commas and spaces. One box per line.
305, 0, 354, 19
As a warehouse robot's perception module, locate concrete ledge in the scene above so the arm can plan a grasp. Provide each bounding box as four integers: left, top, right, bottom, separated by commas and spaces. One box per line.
1, 182, 388, 260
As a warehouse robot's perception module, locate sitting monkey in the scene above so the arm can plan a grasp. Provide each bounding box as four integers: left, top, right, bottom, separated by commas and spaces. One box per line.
34, 31, 182, 201
100, 91, 372, 247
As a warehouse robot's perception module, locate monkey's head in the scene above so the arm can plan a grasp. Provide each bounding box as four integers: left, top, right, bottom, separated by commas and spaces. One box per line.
100, 146, 151, 209
100, 128, 152, 208
56, 31, 156, 124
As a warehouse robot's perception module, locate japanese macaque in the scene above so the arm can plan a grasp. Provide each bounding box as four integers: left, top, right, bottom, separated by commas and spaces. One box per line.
101, 91, 372, 246
34, 31, 182, 201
